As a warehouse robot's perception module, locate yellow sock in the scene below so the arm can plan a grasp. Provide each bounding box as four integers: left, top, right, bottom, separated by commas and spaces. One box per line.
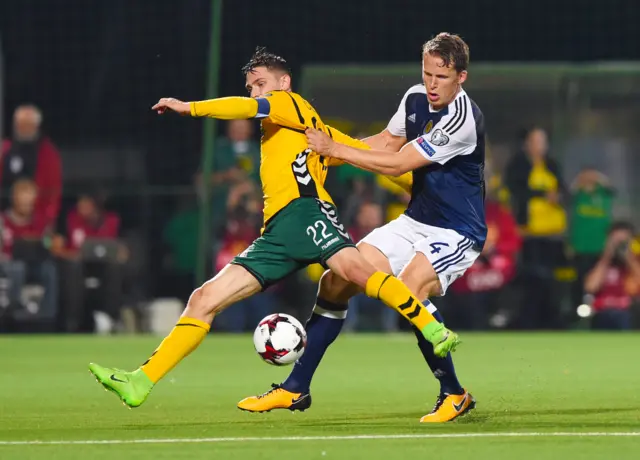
365, 271, 443, 342
140, 316, 211, 383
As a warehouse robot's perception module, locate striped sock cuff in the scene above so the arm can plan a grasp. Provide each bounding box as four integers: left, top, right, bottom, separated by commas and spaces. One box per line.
313, 297, 348, 320
423, 300, 443, 322
423, 300, 438, 315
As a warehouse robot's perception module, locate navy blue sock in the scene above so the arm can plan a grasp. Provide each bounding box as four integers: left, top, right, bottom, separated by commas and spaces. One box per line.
412, 300, 464, 395
281, 298, 346, 393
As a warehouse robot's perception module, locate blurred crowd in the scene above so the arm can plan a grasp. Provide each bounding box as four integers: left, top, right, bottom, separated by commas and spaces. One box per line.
163, 120, 640, 333
0, 105, 131, 333
2, 106, 640, 334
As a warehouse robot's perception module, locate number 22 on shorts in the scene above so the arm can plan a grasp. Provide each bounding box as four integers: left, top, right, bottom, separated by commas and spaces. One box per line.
306, 220, 333, 246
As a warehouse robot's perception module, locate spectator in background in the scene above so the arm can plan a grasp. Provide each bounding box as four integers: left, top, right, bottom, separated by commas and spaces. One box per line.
584, 222, 640, 330
52, 190, 126, 332
569, 167, 614, 309
449, 169, 522, 329
343, 201, 398, 332
197, 119, 260, 234
213, 199, 276, 332
505, 127, 567, 329
0, 105, 62, 225
332, 131, 382, 224
64, 190, 122, 251
0, 179, 57, 321
162, 195, 200, 302
376, 174, 411, 224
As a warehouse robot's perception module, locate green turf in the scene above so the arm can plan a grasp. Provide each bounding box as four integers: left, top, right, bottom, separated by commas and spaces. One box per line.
1, 333, 639, 459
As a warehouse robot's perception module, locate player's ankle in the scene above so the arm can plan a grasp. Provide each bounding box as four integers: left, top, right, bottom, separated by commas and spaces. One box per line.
421, 321, 447, 345
421, 321, 445, 343
281, 380, 306, 394
442, 386, 465, 396
134, 368, 155, 387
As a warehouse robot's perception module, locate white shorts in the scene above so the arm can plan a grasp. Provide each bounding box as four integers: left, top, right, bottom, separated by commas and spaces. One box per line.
361, 214, 481, 296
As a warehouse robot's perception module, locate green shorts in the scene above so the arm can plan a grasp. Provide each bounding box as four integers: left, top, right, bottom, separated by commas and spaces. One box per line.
232, 198, 354, 289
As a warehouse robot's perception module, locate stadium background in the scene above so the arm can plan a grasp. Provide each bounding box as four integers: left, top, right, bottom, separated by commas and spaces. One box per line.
3, 2, 640, 459
1, 0, 640, 334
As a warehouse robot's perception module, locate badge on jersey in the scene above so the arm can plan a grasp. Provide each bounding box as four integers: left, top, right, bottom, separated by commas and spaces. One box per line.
430, 129, 450, 146
416, 137, 436, 157
424, 120, 433, 134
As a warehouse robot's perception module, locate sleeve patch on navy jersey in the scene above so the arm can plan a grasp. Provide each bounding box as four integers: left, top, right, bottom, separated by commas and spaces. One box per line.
430, 129, 450, 146
416, 137, 436, 157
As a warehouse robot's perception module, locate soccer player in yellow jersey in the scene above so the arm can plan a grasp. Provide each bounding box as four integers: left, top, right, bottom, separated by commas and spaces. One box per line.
87, 47, 460, 409
239, 35, 479, 422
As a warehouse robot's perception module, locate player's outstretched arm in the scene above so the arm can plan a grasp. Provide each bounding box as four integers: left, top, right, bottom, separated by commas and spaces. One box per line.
306, 128, 428, 177
362, 129, 413, 193
362, 129, 407, 152
152, 97, 262, 120
324, 126, 412, 193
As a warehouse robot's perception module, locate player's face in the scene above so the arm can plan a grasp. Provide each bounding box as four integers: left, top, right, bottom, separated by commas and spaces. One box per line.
422, 53, 467, 109
245, 67, 291, 98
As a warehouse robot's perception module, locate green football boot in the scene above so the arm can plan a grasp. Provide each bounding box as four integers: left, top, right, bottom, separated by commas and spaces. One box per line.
88, 363, 154, 408
433, 328, 461, 357
421, 321, 461, 357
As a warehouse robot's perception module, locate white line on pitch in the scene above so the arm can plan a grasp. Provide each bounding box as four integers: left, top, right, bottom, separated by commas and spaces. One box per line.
1, 432, 640, 446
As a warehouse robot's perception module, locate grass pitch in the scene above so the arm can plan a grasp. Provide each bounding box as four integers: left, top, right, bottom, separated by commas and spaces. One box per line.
1, 333, 639, 459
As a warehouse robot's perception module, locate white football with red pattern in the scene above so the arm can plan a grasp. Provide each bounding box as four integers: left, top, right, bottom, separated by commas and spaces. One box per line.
253, 313, 307, 366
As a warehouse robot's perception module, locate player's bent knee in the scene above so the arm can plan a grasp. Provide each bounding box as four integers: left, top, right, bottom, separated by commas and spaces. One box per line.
187, 264, 262, 320
326, 247, 374, 288
186, 285, 213, 315
183, 287, 209, 321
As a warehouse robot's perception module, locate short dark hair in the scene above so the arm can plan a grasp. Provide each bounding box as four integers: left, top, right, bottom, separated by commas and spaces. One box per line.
241, 46, 291, 77
422, 33, 469, 73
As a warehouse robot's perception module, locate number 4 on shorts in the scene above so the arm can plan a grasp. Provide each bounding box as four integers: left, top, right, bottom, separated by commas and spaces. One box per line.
429, 242, 449, 254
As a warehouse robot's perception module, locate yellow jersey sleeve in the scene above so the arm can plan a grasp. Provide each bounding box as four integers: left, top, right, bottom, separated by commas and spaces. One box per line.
377, 173, 413, 195
256, 91, 308, 131
189, 97, 258, 119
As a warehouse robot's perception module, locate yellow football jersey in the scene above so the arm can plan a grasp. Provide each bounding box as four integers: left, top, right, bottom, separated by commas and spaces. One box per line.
257, 90, 357, 225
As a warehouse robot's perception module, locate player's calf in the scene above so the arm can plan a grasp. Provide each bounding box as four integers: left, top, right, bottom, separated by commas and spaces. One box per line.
183, 264, 261, 323
89, 264, 264, 408
241, 271, 356, 408
140, 264, 261, 383
277, 270, 354, 395
326, 247, 458, 354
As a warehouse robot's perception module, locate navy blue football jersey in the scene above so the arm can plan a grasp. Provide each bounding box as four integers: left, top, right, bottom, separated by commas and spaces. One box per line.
387, 85, 487, 249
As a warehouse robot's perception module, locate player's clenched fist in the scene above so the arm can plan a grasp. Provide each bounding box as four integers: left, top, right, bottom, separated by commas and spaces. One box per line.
305, 128, 336, 156
152, 98, 190, 115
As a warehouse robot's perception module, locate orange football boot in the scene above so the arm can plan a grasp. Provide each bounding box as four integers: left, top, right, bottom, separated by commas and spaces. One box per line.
237, 384, 312, 413
419, 390, 476, 423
